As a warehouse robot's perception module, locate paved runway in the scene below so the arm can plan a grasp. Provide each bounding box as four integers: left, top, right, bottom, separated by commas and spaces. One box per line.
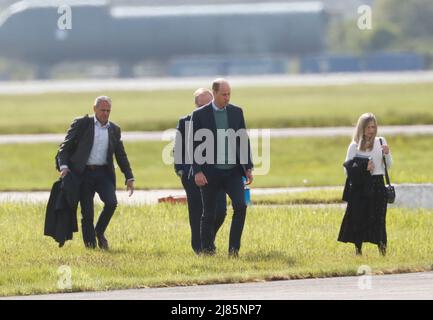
1, 184, 432, 208
0, 186, 341, 204
2, 72, 433, 95
3, 272, 433, 300
1, 125, 433, 144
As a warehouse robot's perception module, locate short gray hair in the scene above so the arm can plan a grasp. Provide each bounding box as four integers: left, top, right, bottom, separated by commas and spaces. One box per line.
94, 96, 112, 108
193, 88, 213, 106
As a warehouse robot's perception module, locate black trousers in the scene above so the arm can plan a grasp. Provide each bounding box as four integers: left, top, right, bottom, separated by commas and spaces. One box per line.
181, 173, 226, 254
200, 168, 246, 253
80, 166, 117, 245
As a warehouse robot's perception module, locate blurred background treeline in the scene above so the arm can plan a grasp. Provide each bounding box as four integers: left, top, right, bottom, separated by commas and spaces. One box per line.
329, 0, 433, 59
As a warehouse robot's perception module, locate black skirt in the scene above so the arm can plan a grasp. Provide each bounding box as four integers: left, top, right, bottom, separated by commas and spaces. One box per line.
338, 175, 387, 245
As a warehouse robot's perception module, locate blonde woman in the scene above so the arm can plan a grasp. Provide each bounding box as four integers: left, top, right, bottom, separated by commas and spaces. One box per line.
338, 113, 392, 256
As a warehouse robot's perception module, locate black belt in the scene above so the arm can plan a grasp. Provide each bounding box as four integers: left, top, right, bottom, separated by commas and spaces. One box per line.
86, 165, 107, 170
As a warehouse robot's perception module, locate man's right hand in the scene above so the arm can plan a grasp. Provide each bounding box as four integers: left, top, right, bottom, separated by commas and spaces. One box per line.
60, 168, 70, 178
194, 172, 208, 187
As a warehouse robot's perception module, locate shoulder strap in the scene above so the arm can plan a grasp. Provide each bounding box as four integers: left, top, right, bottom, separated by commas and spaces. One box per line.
379, 138, 392, 186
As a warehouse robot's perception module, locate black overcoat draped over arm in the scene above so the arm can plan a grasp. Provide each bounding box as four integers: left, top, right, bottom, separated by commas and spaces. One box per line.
44, 172, 81, 247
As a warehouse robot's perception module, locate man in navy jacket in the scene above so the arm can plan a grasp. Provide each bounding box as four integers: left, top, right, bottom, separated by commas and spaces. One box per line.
174, 88, 226, 254
189, 79, 253, 257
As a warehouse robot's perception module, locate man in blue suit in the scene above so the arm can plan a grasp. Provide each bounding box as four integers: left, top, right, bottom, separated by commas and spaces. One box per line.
174, 88, 227, 255
190, 79, 253, 257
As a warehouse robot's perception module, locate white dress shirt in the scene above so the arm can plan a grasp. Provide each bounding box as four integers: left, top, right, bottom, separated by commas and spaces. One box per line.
212, 101, 227, 111
86, 117, 110, 165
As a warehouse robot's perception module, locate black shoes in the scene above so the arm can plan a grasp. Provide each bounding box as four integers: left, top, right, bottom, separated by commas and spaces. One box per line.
378, 242, 387, 256
229, 248, 239, 258
85, 241, 96, 249
200, 248, 216, 256
355, 243, 362, 256
96, 232, 109, 250
354, 242, 387, 256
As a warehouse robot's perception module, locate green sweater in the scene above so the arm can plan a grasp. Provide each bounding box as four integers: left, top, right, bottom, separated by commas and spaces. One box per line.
213, 107, 236, 170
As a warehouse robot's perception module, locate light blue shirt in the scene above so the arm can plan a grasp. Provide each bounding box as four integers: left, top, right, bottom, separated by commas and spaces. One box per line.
86, 117, 110, 166
212, 101, 227, 112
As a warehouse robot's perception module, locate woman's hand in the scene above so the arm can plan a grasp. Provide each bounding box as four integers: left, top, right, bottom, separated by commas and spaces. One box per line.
367, 160, 375, 172
382, 144, 390, 155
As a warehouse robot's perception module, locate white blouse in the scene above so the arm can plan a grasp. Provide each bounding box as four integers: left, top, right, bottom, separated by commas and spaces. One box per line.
345, 137, 393, 176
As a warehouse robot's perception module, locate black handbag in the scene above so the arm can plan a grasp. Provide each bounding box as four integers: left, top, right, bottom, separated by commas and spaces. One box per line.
379, 138, 395, 204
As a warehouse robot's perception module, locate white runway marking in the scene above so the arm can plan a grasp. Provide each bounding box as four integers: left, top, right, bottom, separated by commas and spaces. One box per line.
1, 125, 433, 144
2, 72, 433, 95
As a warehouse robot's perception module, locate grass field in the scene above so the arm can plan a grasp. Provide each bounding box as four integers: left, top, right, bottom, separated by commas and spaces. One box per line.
0, 202, 432, 296
0, 135, 432, 191
2, 83, 433, 134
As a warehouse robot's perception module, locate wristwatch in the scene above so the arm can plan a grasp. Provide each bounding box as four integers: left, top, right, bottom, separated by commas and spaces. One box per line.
176, 170, 184, 177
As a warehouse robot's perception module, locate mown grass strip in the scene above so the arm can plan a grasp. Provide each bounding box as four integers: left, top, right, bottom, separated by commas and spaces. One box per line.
1, 83, 433, 134
0, 202, 432, 296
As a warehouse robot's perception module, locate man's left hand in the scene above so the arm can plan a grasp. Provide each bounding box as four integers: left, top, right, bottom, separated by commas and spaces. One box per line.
127, 180, 134, 197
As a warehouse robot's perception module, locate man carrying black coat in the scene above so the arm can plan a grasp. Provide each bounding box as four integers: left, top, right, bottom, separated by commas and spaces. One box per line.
56, 96, 134, 250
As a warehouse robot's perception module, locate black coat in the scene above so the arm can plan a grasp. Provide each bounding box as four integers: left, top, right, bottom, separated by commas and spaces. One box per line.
44, 173, 81, 247
342, 157, 373, 202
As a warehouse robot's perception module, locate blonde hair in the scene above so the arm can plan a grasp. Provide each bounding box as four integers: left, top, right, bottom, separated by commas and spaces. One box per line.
353, 113, 378, 151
